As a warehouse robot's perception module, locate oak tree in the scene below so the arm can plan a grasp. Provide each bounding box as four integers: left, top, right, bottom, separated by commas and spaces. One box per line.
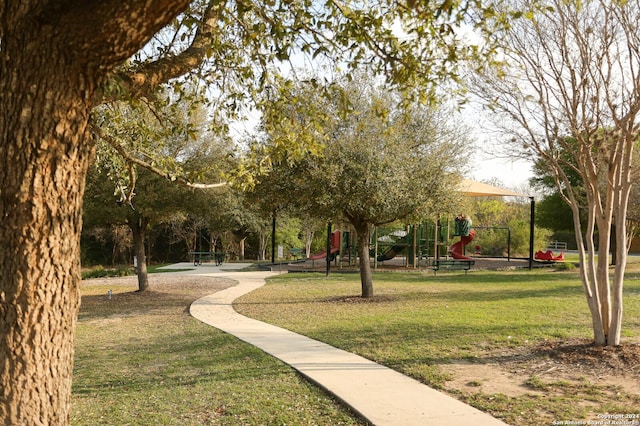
0, 2, 192, 423
258, 77, 468, 297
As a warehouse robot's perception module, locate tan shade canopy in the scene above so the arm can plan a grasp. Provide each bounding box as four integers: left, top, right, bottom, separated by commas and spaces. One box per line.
457, 178, 529, 197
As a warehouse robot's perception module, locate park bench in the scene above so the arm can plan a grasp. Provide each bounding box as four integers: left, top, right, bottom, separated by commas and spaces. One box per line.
289, 248, 305, 260
189, 251, 226, 266
432, 259, 475, 275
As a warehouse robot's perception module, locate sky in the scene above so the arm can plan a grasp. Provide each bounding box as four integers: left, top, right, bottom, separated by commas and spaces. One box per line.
470, 153, 533, 190
461, 101, 535, 192
225, 24, 537, 193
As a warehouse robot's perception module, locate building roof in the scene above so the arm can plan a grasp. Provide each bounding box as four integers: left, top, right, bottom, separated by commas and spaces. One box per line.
457, 178, 530, 197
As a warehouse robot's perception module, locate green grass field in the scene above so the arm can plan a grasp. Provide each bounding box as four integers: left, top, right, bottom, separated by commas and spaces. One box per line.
234, 268, 640, 425
71, 277, 363, 425
73, 266, 640, 425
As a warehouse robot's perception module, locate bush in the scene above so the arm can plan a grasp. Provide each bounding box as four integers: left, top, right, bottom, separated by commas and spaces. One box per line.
549, 230, 577, 250
82, 265, 135, 280
473, 221, 552, 258
555, 261, 577, 271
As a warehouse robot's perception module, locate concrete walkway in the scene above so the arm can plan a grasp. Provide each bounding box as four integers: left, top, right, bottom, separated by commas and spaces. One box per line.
171, 264, 508, 426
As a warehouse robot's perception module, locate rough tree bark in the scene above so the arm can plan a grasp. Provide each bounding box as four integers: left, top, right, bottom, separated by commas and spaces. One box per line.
354, 221, 374, 298
0, 56, 94, 425
0, 1, 190, 423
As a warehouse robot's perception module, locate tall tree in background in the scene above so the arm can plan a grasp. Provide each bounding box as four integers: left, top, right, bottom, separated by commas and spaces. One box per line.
472, 0, 640, 345
1, 0, 505, 422
529, 150, 586, 248
530, 143, 640, 258
91, 92, 233, 290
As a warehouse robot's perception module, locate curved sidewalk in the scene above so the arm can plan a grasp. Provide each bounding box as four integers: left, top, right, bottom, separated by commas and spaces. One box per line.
187, 268, 508, 426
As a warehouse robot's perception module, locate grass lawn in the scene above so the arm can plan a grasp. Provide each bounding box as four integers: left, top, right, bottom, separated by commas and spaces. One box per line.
234, 267, 640, 425
72, 264, 640, 425
72, 276, 363, 425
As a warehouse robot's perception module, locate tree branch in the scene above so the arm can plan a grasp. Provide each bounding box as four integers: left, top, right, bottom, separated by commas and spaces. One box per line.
51, 0, 192, 77
96, 1, 220, 105
91, 122, 227, 190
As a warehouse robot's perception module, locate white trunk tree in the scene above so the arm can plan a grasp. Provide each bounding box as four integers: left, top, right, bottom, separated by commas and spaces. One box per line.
473, 0, 640, 345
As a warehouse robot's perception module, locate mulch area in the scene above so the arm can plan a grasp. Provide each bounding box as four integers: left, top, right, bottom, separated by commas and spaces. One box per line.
534, 338, 640, 376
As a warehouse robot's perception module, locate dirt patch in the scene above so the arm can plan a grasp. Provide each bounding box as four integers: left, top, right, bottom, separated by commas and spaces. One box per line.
444, 362, 544, 397
536, 339, 640, 375
320, 295, 398, 304
442, 338, 640, 397
79, 274, 237, 322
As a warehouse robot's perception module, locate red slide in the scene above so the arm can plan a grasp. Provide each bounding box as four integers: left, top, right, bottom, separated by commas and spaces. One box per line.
309, 230, 342, 260
308, 247, 340, 260
449, 229, 476, 260
534, 250, 565, 262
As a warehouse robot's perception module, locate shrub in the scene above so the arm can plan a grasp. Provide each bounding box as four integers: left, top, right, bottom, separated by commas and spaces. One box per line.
555, 261, 577, 271
82, 265, 135, 280
473, 221, 552, 258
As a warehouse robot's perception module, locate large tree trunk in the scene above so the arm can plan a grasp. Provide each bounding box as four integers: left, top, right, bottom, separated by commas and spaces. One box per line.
354, 222, 374, 298
0, 2, 190, 423
0, 38, 96, 426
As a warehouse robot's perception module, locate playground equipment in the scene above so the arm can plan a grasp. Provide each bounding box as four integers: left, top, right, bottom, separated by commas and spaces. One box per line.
534, 249, 565, 262
296, 214, 519, 271
449, 229, 476, 260
448, 214, 475, 260
309, 230, 342, 260
368, 218, 517, 267
371, 225, 429, 266
376, 232, 413, 261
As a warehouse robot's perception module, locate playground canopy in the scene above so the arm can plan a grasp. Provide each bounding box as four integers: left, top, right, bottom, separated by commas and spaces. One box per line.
457, 178, 536, 268
457, 178, 529, 198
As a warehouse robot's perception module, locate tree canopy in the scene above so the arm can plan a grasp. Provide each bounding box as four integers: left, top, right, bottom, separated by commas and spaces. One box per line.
253, 75, 469, 296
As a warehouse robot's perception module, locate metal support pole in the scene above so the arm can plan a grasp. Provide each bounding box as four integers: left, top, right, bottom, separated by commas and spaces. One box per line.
529, 197, 535, 270
411, 224, 418, 269
326, 221, 332, 277
435, 220, 440, 262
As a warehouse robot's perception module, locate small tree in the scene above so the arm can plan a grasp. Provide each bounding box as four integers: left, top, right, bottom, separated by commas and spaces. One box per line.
259, 77, 468, 297
89, 94, 232, 290
84, 165, 210, 290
